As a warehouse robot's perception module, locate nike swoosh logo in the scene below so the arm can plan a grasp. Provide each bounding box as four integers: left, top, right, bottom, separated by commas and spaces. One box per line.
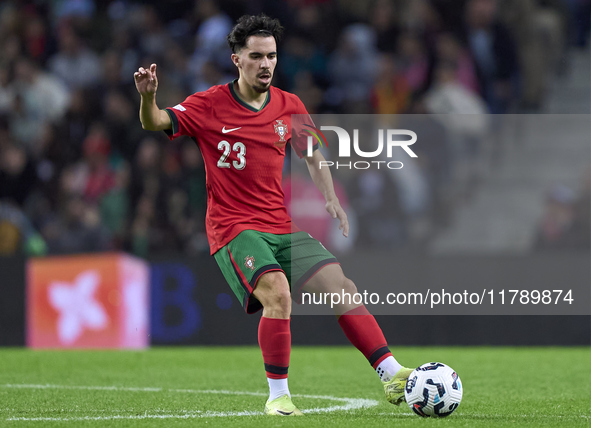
222, 126, 242, 134
276, 410, 294, 416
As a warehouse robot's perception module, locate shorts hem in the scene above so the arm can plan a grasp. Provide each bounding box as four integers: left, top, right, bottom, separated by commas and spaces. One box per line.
293, 258, 340, 304
244, 265, 285, 314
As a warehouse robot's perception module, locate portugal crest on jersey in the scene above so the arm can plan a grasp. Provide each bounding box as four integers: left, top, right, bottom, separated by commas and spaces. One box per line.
244, 255, 256, 271
274, 119, 288, 142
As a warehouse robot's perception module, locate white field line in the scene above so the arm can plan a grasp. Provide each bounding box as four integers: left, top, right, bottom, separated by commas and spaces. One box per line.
1, 383, 378, 422
6, 411, 259, 422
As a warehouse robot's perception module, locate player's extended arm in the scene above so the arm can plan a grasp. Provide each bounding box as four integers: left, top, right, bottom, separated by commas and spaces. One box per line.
134, 63, 171, 131
304, 149, 349, 237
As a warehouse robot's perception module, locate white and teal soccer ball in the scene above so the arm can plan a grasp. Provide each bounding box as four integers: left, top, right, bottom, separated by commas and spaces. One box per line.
404, 362, 463, 418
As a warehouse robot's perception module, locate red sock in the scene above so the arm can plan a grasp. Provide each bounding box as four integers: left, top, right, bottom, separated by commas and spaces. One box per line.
258, 317, 291, 379
338, 306, 392, 369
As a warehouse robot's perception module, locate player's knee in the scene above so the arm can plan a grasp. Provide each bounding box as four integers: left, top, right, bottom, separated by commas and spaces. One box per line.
260, 288, 291, 317
267, 289, 291, 313
255, 272, 291, 313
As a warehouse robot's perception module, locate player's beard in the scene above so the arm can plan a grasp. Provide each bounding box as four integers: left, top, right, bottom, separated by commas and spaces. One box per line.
253, 84, 270, 93
253, 72, 272, 93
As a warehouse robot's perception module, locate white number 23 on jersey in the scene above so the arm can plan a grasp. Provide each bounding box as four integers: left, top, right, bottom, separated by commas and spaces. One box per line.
217, 141, 246, 170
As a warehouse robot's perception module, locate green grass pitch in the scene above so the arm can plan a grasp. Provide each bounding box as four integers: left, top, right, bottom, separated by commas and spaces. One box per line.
1, 346, 590, 427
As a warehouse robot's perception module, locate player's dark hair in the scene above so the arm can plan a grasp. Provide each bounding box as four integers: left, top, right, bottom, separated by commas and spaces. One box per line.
227, 14, 283, 53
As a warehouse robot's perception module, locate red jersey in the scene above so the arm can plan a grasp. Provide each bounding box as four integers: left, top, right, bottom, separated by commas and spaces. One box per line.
165, 80, 310, 254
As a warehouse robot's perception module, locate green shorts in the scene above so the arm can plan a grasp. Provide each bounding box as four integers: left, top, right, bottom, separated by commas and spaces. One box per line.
213, 230, 339, 314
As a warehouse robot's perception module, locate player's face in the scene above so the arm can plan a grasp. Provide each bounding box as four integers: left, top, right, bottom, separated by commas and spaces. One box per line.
233, 35, 277, 93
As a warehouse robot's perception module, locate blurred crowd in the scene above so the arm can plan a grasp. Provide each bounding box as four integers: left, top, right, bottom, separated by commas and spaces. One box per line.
0, 0, 589, 257
534, 169, 591, 251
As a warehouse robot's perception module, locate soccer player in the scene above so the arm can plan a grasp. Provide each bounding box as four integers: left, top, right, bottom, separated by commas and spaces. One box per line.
134, 14, 412, 416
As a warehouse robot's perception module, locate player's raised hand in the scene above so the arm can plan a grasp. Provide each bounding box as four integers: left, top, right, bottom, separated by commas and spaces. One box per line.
134, 63, 158, 97
326, 200, 349, 238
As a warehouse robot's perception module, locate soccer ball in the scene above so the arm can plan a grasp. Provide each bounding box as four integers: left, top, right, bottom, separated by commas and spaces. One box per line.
404, 362, 462, 418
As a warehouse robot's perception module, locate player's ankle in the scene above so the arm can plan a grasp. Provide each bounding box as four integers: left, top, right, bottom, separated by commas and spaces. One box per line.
268, 378, 290, 401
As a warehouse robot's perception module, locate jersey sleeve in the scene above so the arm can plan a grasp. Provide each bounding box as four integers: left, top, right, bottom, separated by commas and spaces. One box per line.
163, 93, 210, 140
290, 96, 319, 159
